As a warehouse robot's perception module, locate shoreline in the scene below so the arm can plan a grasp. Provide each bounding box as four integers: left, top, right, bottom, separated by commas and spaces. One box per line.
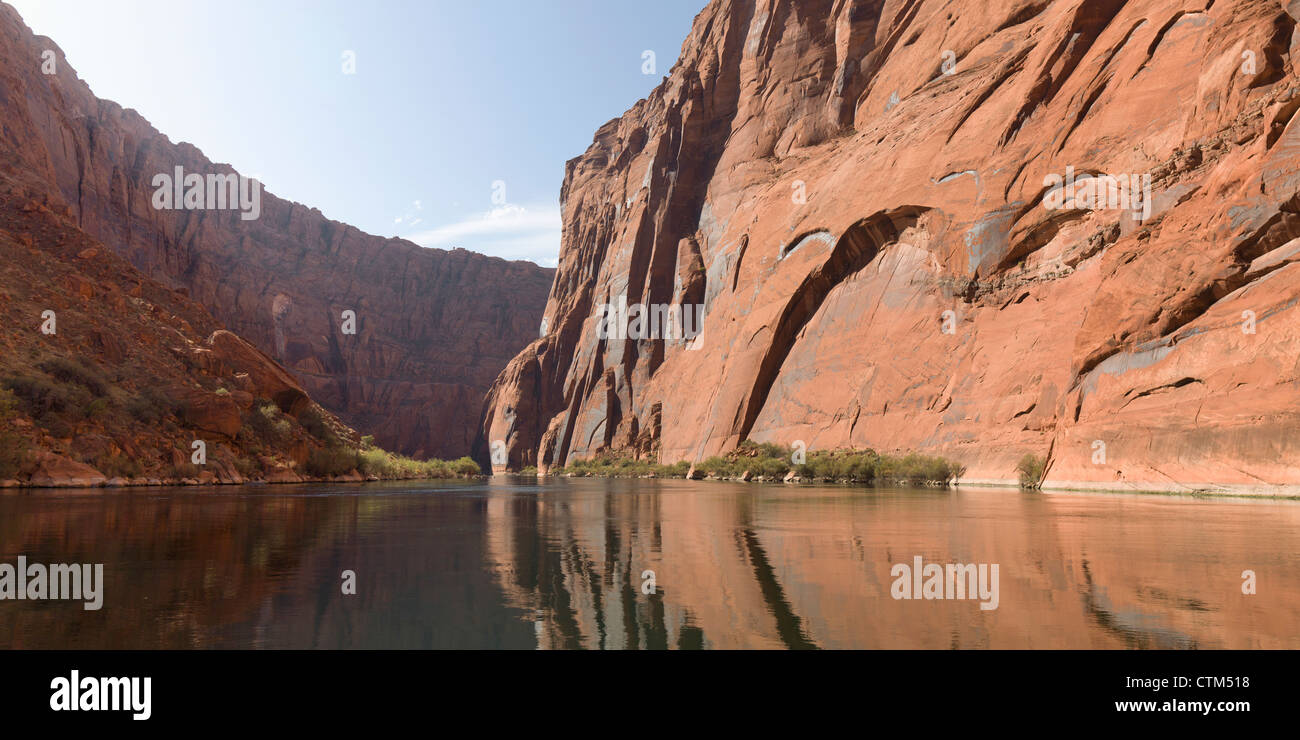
6, 473, 1298, 502
504, 472, 1300, 501
0, 474, 487, 490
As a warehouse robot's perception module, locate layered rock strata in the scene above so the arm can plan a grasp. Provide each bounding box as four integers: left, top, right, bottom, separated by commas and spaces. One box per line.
483, 0, 1300, 494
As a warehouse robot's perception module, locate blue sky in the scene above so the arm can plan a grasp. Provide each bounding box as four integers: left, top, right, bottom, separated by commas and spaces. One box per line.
9, 0, 706, 267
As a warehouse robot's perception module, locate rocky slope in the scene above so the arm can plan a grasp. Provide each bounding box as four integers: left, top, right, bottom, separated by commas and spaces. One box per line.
0, 2, 553, 459
0, 178, 360, 486
482, 0, 1300, 494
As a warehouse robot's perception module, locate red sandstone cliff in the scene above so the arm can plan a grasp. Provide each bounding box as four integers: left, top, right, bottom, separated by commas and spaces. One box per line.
0, 178, 359, 486
483, 0, 1300, 494
0, 3, 553, 459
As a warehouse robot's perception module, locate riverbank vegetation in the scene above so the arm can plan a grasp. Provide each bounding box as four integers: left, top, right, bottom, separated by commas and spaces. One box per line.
302, 432, 479, 480
553, 441, 965, 487
1016, 453, 1045, 489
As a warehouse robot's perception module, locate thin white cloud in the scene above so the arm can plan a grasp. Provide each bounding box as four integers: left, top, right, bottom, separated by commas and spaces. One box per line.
404, 204, 561, 267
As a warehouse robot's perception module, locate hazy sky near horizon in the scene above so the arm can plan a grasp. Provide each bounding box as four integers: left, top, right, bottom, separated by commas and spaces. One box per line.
9, 0, 706, 267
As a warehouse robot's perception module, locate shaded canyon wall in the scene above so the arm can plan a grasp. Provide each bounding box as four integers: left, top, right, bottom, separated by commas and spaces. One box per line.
0, 2, 554, 459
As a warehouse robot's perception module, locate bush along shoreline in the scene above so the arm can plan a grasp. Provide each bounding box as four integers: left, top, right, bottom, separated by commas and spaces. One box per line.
0, 368, 481, 488
547, 441, 966, 488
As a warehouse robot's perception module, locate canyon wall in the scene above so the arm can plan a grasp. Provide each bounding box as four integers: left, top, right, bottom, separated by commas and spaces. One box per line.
0, 3, 554, 459
483, 0, 1300, 493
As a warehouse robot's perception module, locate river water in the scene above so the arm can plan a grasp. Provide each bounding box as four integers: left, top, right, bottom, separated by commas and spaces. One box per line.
1, 478, 1296, 649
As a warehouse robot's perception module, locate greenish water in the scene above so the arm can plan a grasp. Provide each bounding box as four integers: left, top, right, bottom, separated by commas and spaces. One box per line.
1, 478, 1296, 649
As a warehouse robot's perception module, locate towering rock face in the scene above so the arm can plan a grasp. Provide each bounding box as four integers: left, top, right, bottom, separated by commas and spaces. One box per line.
483, 0, 1300, 493
0, 3, 554, 459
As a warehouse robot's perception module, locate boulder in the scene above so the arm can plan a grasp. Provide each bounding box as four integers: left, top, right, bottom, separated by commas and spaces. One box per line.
27, 452, 107, 488
206, 331, 309, 415
175, 388, 242, 438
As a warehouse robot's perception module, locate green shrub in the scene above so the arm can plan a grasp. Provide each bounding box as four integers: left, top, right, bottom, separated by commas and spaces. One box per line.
879, 453, 962, 485
126, 387, 173, 423
233, 457, 262, 479
351, 447, 474, 480
697, 456, 736, 478
297, 405, 339, 445
37, 357, 110, 397
560, 445, 963, 487
799, 449, 879, 481
2, 374, 91, 419
95, 453, 141, 479
305, 446, 361, 477
557, 454, 693, 478
451, 457, 481, 476
167, 462, 200, 480
86, 397, 111, 419
662, 461, 691, 478
1016, 453, 1045, 489
357, 447, 395, 477
757, 456, 790, 478
248, 402, 292, 444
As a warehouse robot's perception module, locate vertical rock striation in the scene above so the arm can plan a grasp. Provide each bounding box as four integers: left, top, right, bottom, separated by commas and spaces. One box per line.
0, 3, 554, 458
483, 0, 1300, 493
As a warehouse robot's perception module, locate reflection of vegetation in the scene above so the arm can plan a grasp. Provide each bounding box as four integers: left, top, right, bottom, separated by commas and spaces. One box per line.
1017, 453, 1045, 489
558, 441, 965, 487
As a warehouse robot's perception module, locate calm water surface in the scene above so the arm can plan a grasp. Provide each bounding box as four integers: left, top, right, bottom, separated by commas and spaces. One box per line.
1, 478, 1296, 649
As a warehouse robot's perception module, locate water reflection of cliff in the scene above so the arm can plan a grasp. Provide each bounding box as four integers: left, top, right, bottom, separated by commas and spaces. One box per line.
484, 480, 1300, 649
0, 483, 535, 649
1, 481, 1296, 649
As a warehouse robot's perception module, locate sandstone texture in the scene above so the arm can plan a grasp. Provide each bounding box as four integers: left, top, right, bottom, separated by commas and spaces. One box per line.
0, 172, 356, 486
483, 0, 1300, 494
0, 3, 553, 459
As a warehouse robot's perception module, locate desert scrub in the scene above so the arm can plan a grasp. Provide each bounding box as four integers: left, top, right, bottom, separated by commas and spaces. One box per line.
560, 443, 965, 487
1016, 453, 1045, 489
246, 401, 292, 445
297, 404, 346, 446
37, 357, 111, 398
876, 453, 965, 486
2, 373, 91, 419
167, 462, 201, 480
557, 453, 689, 478
233, 457, 262, 479
95, 452, 141, 479
797, 449, 880, 482
306, 446, 363, 477
348, 444, 480, 480
86, 397, 111, 419
126, 386, 173, 423
0, 388, 28, 478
